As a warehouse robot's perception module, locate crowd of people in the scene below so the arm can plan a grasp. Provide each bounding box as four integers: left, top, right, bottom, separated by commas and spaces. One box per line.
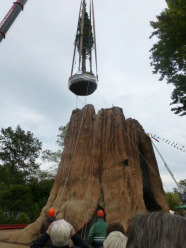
30, 208, 186, 248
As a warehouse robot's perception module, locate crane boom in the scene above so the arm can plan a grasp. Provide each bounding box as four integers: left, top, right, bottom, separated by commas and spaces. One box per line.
0, 0, 28, 43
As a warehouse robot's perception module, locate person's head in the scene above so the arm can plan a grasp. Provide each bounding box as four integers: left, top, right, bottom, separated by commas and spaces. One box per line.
104, 231, 128, 248
50, 219, 71, 247
48, 208, 56, 218
106, 222, 125, 237
126, 212, 186, 248
97, 210, 104, 218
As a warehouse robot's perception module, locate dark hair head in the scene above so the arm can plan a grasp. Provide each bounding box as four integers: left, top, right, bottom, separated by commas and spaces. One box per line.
106, 222, 125, 237
126, 212, 186, 248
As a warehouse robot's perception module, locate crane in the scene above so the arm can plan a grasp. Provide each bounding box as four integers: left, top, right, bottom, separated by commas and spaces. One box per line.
0, 0, 98, 97
0, 0, 28, 43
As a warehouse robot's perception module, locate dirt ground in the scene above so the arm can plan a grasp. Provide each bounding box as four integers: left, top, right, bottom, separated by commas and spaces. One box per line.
0, 229, 29, 248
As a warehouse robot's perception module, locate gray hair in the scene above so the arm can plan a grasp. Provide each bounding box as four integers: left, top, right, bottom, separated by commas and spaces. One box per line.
104, 231, 128, 248
50, 219, 71, 247
126, 212, 186, 248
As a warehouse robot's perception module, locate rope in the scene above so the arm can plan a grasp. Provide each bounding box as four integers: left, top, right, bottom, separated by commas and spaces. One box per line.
76, 95, 78, 108
71, 0, 82, 75
92, 0, 98, 78
149, 134, 185, 152
56, 106, 86, 212
89, 0, 93, 73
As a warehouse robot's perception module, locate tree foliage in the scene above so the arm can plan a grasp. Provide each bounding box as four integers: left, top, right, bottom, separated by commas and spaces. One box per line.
75, 4, 94, 60
166, 179, 186, 216
173, 179, 186, 194
0, 125, 54, 223
42, 123, 69, 174
166, 191, 182, 210
165, 0, 185, 9
149, 2, 186, 115
0, 125, 42, 185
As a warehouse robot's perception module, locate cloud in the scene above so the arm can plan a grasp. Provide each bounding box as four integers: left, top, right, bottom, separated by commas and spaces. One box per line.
0, 0, 185, 192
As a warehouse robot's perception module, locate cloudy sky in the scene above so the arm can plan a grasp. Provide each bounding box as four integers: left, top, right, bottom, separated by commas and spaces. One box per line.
0, 0, 185, 192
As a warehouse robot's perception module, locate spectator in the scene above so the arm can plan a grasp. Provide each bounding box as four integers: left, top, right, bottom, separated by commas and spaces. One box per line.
30, 219, 88, 248
126, 212, 186, 248
89, 210, 108, 248
40, 208, 56, 247
106, 223, 125, 238
104, 231, 128, 248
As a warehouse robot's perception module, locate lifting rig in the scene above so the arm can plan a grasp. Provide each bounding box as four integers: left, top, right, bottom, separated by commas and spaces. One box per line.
0, 0, 28, 43
0, 0, 98, 97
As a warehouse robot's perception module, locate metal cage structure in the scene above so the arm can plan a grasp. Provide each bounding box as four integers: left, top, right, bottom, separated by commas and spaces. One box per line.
68, 0, 98, 96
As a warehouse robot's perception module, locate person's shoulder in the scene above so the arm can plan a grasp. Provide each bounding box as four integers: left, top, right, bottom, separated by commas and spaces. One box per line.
48, 217, 56, 223
41, 218, 47, 225
91, 222, 97, 227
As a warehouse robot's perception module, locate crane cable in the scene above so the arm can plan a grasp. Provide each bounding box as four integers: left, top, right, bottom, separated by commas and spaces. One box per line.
55, 106, 86, 213
55, 95, 95, 231
91, 0, 98, 79
71, 0, 83, 76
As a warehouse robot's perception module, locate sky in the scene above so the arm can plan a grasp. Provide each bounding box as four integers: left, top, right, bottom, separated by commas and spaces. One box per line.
0, 0, 185, 192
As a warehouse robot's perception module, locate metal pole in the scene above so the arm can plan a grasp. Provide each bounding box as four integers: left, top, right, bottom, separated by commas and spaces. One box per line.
0, 0, 28, 43
152, 139, 182, 192
79, 0, 85, 71
92, 0, 98, 78
71, 0, 83, 76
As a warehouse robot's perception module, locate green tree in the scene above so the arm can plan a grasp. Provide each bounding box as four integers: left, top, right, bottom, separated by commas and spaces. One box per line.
149, 2, 186, 116
42, 123, 69, 174
0, 126, 56, 223
30, 202, 40, 222
166, 179, 186, 214
0, 125, 42, 185
173, 179, 186, 194
0, 184, 32, 213
166, 192, 182, 210
17, 212, 29, 224
29, 176, 54, 210
0, 209, 5, 223
165, 0, 185, 9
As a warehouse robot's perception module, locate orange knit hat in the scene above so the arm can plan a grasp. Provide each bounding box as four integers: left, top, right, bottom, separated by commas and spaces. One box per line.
48, 208, 56, 217
97, 210, 104, 217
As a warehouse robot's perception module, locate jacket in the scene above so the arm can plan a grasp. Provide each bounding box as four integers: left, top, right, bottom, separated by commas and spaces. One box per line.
40, 217, 56, 234
30, 232, 88, 248
89, 219, 108, 245
39, 217, 56, 247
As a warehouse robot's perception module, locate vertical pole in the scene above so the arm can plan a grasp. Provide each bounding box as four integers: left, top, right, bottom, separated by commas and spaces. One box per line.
92, 0, 98, 78
79, 0, 85, 71
152, 139, 182, 192
89, 0, 92, 73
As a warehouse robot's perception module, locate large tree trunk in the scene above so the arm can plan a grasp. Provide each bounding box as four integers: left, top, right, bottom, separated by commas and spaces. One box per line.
9, 105, 169, 244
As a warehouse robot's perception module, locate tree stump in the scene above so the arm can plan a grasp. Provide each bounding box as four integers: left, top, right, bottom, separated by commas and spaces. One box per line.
9, 105, 169, 244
